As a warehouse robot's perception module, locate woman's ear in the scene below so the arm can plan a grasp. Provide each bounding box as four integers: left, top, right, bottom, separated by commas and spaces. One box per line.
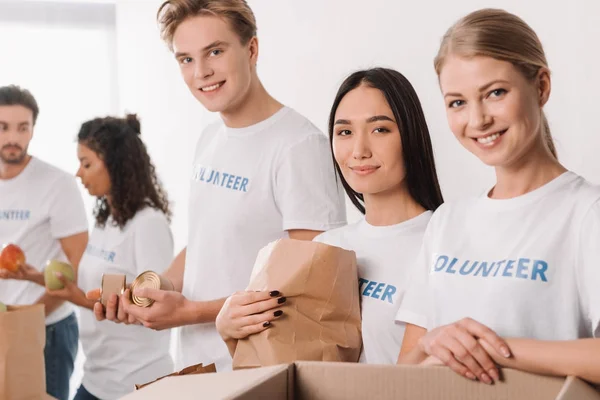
537, 68, 551, 107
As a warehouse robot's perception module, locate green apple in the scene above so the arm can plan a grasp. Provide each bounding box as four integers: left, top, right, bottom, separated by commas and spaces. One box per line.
0, 301, 6, 313
44, 260, 75, 290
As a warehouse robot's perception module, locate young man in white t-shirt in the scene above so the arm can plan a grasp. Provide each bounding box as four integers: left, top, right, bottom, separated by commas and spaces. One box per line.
0, 85, 89, 400
96, 0, 346, 371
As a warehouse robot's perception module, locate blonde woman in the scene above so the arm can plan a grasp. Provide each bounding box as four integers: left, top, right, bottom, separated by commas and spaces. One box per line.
396, 9, 600, 385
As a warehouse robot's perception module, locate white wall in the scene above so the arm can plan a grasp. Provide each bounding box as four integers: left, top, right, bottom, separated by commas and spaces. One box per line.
0, 1, 118, 220
114, 0, 600, 235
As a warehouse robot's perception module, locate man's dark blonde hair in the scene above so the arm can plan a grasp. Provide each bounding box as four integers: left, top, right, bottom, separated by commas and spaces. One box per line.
157, 0, 257, 50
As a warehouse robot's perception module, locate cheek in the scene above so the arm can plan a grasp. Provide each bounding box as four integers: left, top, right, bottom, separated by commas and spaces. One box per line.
446, 111, 466, 138
332, 139, 350, 167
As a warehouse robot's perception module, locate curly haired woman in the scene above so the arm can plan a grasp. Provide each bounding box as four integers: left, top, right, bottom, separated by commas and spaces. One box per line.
48, 114, 175, 399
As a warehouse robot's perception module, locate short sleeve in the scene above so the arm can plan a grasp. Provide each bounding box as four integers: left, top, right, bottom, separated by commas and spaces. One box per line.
133, 210, 174, 275
47, 175, 89, 238
577, 198, 600, 337
395, 217, 436, 330
275, 133, 346, 232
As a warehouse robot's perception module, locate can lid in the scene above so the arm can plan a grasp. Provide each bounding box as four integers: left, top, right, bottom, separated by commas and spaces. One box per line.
130, 271, 161, 307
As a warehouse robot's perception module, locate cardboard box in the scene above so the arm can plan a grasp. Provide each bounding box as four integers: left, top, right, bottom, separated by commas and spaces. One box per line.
120, 362, 600, 400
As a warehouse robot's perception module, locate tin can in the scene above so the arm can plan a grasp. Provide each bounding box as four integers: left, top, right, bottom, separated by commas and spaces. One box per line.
129, 271, 174, 307
100, 274, 126, 307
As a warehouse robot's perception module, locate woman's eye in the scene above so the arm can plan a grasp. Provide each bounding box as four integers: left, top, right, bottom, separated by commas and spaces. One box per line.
180, 57, 192, 64
337, 129, 351, 136
489, 88, 507, 97
373, 127, 390, 133
449, 100, 465, 108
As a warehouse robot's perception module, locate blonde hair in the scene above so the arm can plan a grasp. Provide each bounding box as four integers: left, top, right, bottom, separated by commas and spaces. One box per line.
157, 0, 257, 51
435, 9, 557, 158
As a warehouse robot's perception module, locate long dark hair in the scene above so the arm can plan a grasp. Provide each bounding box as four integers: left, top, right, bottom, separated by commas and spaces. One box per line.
328, 68, 444, 214
77, 114, 171, 228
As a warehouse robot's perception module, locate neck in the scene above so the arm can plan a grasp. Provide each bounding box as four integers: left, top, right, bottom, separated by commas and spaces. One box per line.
492, 143, 567, 199
363, 184, 426, 226
0, 155, 32, 180
220, 75, 283, 128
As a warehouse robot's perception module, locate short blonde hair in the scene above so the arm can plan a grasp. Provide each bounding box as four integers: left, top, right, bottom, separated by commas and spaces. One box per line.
157, 0, 257, 50
435, 9, 557, 158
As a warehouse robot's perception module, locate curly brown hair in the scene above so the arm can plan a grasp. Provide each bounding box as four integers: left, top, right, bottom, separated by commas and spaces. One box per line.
77, 114, 171, 229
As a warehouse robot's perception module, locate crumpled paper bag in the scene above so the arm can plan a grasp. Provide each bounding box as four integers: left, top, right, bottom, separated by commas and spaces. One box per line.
231, 238, 362, 369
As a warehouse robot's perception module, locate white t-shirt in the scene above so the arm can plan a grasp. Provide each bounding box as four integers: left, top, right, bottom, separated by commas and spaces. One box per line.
314, 211, 431, 365
180, 107, 347, 371
0, 157, 88, 325
396, 172, 600, 342
78, 207, 174, 399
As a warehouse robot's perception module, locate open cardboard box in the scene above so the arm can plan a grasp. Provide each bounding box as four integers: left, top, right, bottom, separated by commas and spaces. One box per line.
120, 361, 600, 400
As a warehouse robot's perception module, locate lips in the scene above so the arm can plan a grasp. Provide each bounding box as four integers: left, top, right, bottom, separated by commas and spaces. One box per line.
199, 81, 225, 92
349, 165, 380, 175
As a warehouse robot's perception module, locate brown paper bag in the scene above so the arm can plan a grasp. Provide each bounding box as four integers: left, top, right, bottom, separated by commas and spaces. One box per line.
134, 363, 217, 390
0, 304, 47, 400
232, 239, 362, 369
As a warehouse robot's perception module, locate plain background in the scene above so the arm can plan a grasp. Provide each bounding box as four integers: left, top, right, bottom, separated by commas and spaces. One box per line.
1, 0, 598, 397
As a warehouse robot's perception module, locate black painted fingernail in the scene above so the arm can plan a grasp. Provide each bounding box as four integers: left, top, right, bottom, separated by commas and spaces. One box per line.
277, 297, 287, 304
274, 310, 283, 317
269, 290, 280, 297
263, 321, 270, 327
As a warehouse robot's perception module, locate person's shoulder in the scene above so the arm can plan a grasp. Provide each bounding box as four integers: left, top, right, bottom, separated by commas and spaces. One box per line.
568, 172, 600, 204
132, 206, 170, 227
275, 107, 325, 142
29, 157, 79, 192
31, 157, 74, 180
314, 221, 359, 245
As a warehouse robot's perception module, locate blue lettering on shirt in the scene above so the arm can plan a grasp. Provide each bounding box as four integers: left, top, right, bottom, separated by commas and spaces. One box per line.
358, 278, 397, 304
85, 244, 116, 263
0, 210, 31, 221
192, 165, 249, 193
432, 254, 549, 282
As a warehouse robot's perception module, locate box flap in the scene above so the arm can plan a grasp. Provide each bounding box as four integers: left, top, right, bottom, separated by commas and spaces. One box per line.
556, 376, 600, 400
119, 364, 289, 400
292, 362, 569, 400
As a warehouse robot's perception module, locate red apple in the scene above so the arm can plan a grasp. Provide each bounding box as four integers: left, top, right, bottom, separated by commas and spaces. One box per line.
0, 244, 26, 272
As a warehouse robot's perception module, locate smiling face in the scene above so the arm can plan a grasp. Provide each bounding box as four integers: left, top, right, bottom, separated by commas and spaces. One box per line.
76, 142, 111, 198
172, 15, 257, 114
439, 55, 550, 167
332, 84, 406, 196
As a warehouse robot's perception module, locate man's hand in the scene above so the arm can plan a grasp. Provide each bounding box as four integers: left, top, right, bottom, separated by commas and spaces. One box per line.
0, 263, 44, 285
121, 287, 195, 330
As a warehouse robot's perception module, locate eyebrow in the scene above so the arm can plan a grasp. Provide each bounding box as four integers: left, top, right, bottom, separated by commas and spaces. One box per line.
334, 115, 395, 125
174, 40, 230, 58
444, 79, 510, 98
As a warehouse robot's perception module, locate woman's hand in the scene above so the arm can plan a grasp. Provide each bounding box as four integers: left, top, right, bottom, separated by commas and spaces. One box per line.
417, 317, 512, 384
46, 272, 92, 308
216, 290, 286, 341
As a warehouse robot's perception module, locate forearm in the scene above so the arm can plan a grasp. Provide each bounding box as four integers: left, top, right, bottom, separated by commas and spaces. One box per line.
163, 247, 186, 293
182, 297, 227, 325
397, 346, 429, 364
482, 338, 600, 384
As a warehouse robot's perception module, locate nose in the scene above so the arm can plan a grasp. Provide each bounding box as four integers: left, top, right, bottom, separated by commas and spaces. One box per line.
352, 131, 372, 160
468, 102, 493, 131
194, 59, 214, 80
